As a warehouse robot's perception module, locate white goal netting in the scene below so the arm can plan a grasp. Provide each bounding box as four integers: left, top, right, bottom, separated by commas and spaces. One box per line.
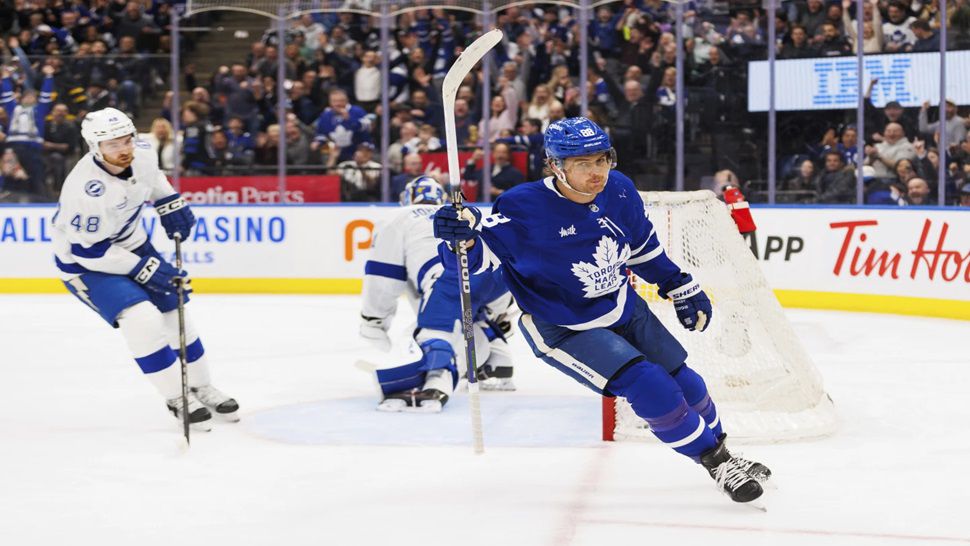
607, 191, 838, 444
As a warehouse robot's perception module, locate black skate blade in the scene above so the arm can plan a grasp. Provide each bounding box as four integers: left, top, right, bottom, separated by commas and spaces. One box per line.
213, 410, 240, 423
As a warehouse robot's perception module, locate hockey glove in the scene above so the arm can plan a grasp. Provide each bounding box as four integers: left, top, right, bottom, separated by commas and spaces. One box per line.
155, 193, 196, 240
130, 255, 188, 296
359, 314, 391, 351
658, 272, 712, 332
433, 205, 482, 243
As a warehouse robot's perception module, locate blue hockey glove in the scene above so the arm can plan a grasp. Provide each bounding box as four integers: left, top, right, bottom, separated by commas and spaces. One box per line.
658, 273, 712, 332
155, 193, 196, 240
433, 205, 482, 243
130, 255, 188, 296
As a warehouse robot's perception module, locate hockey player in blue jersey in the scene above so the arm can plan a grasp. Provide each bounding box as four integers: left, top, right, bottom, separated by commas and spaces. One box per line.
52, 108, 239, 431
360, 176, 515, 412
433, 117, 770, 503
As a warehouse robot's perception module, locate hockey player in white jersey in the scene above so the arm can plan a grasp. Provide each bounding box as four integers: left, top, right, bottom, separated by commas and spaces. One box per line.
360, 176, 515, 412
433, 117, 770, 503
52, 108, 238, 430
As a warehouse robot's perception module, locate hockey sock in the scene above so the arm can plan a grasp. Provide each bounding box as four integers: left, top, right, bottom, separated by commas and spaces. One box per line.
118, 302, 181, 399
672, 365, 723, 438
162, 310, 210, 388
608, 359, 717, 460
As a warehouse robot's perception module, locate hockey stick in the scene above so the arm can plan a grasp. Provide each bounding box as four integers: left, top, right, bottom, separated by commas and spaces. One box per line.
174, 233, 190, 447
442, 28, 504, 455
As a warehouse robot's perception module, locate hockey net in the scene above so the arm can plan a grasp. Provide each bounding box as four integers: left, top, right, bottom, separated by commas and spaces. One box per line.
605, 190, 837, 444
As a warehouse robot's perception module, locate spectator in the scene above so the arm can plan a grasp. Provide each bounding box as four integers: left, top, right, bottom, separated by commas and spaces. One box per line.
864, 86, 918, 143
452, 98, 474, 147
818, 151, 856, 204
113, 35, 144, 117
906, 177, 932, 204
783, 159, 820, 195
495, 118, 545, 180
959, 183, 970, 207
883, 1, 917, 52
798, 0, 828, 37
779, 24, 818, 58
816, 22, 851, 56
866, 122, 917, 179
913, 138, 939, 184
526, 84, 557, 131
918, 99, 967, 148
893, 157, 918, 187
354, 50, 380, 112
842, 0, 884, 54
605, 73, 652, 173
390, 152, 425, 201
289, 81, 319, 126
313, 88, 372, 163
138, 117, 177, 173
225, 116, 256, 166
180, 101, 213, 175
115, 1, 160, 50
1, 64, 54, 199
462, 142, 526, 198
908, 19, 940, 51
403, 123, 442, 154
42, 102, 79, 193
386, 121, 417, 173
478, 81, 519, 143
338, 141, 382, 201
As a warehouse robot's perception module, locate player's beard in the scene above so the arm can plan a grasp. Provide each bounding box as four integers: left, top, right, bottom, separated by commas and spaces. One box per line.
104, 152, 133, 169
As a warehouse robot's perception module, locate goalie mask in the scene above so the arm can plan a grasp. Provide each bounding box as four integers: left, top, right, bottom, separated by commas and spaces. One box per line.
81, 107, 137, 162
400, 176, 446, 206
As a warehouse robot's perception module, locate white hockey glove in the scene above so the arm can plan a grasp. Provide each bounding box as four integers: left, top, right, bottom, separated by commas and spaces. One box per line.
359, 314, 391, 351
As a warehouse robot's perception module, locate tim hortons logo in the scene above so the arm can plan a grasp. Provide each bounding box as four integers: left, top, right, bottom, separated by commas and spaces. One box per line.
830, 219, 970, 282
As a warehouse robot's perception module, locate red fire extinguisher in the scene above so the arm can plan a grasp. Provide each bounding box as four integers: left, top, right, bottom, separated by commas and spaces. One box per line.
723, 185, 756, 234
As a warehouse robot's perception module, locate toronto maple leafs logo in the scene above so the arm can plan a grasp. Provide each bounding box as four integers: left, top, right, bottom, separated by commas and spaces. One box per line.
570, 236, 631, 298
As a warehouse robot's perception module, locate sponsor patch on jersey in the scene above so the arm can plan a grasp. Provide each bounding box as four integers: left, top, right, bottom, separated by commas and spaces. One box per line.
84, 180, 105, 197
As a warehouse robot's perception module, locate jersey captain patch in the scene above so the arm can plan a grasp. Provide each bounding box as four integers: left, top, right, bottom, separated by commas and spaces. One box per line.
84, 180, 105, 197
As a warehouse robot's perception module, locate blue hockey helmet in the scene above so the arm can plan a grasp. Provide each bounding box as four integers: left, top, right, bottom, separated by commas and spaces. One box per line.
544, 117, 614, 162
400, 175, 447, 206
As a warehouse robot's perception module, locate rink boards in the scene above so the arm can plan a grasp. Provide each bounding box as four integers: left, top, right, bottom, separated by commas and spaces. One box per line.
0, 203, 967, 320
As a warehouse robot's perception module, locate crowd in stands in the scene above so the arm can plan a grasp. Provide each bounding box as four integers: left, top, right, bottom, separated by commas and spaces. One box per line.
2, 0, 970, 206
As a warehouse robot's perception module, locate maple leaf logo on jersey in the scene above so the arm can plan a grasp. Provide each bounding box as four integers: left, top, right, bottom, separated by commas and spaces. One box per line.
570, 236, 630, 298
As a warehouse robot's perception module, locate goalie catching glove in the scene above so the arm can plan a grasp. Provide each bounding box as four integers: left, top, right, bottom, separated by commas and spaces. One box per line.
432, 205, 482, 243
658, 272, 712, 332
155, 193, 196, 240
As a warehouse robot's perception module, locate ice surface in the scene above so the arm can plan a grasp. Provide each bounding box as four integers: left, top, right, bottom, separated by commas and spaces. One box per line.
1, 294, 967, 545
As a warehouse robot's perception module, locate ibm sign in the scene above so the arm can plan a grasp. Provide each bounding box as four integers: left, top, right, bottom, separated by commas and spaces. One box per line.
748, 51, 970, 112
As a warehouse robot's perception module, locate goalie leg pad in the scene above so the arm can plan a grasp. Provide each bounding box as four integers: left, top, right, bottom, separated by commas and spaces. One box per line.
375, 359, 426, 397
417, 338, 459, 390
608, 358, 717, 460
672, 365, 723, 437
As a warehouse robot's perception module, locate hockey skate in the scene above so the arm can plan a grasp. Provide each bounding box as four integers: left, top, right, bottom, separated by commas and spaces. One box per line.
477, 365, 516, 391
190, 385, 240, 422
166, 393, 212, 432
700, 435, 764, 503
714, 434, 772, 483
377, 388, 449, 413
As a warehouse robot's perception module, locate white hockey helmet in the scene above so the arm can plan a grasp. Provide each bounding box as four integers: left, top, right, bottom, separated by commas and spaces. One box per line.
81, 107, 137, 161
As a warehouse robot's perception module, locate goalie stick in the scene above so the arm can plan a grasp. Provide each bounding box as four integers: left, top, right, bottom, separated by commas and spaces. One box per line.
442, 28, 504, 454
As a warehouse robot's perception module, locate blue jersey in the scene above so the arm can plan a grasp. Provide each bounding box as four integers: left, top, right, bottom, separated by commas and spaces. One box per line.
462, 172, 682, 330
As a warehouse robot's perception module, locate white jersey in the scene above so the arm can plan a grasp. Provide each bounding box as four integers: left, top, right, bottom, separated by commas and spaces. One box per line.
52, 140, 176, 280
361, 204, 444, 322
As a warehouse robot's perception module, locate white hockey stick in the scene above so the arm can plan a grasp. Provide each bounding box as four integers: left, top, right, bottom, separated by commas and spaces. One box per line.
442, 28, 503, 455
